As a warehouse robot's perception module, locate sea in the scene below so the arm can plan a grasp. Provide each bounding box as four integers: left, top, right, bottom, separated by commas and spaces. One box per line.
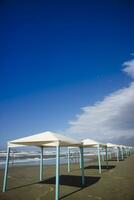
0, 154, 93, 169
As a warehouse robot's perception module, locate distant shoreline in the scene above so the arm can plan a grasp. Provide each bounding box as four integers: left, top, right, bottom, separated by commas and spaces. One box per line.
0, 155, 92, 169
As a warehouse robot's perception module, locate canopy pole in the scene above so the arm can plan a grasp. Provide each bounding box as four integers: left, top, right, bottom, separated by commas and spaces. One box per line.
109, 150, 112, 160
114, 151, 116, 159
121, 148, 124, 160
117, 147, 119, 162
97, 144, 101, 174
79, 149, 82, 169
105, 147, 108, 169
67, 148, 70, 173
40, 146, 43, 181
2, 146, 10, 192
55, 145, 60, 200
101, 149, 104, 161
80, 147, 85, 185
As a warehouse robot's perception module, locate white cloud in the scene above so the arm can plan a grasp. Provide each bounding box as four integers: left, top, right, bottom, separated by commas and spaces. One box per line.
123, 59, 134, 78
67, 58, 134, 142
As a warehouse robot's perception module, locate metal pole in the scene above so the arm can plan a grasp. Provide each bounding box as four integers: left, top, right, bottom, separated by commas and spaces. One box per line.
121, 147, 124, 160
105, 147, 108, 169
109, 150, 112, 160
117, 147, 119, 162
67, 148, 70, 173
55, 145, 60, 200
40, 146, 43, 181
2, 146, 10, 192
79, 149, 82, 169
97, 144, 101, 174
80, 147, 85, 185
101, 149, 104, 161
114, 151, 116, 159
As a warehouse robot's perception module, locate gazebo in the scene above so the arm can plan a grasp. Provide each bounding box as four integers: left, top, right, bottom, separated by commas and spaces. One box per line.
106, 143, 121, 162
67, 146, 80, 173
81, 138, 108, 174
2, 131, 84, 200
119, 145, 129, 160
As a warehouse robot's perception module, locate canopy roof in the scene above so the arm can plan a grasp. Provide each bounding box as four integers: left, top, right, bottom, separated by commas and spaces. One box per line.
8, 131, 81, 147
82, 138, 106, 148
106, 143, 119, 148
119, 145, 126, 148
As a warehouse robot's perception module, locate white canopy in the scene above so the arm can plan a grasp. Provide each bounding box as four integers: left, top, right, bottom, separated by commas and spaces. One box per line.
82, 138, 106, 148
3, 131, 85, 200
8, 131, 81, 147
119, 145, 126, 148
107, 143, 119, 148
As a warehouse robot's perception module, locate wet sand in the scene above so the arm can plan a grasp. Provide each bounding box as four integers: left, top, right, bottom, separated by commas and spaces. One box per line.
0, 155, 134, 200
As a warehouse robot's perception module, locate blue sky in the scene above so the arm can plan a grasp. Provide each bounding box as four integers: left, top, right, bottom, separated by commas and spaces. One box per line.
0, 1, 134, 148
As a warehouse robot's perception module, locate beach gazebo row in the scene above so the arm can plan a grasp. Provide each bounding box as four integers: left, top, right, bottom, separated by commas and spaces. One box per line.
2, 131, 134, 200
106, 143, 133, 162
67, 140, 133, 175
67, 139, 108, 174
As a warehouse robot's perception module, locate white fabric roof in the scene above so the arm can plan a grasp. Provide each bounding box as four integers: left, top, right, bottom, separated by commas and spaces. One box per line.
8, 131, 81, 147
106, 143, 119, 148
119, 145, 126, 148
7, 143, 25, 148
82, 138, 106, 148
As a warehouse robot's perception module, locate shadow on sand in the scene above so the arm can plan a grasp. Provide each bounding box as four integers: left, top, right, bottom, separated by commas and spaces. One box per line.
107, 159, 123, 161
8, 175, 100, 199
41, 175, 100, 187
41, 175, 100, 199
8, 181, 39, 190
84, 165, 116, 170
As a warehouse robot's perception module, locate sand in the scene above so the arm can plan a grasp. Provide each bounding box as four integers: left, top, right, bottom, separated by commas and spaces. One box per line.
0, 155, 134, 200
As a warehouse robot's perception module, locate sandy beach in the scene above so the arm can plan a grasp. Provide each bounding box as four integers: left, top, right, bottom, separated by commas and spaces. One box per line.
0, 154, 134, 200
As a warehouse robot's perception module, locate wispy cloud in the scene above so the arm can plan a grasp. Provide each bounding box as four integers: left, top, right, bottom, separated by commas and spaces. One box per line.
67, 58, 134, 142
123, 59, 134, 78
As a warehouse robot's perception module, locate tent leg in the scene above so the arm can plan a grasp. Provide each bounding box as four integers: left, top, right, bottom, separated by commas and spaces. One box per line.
40, 146, 43, 181
105, 147, 108, 169
79, 150, 82, 169
80, 147, 85, 185
114, 152, 116, 159
97, 144, 101, 174
55, 145, 60, 200
2, 146, 10, 192
101, 150, 104, 161
117, 148, 119, 162
121, 148, 124, 160
110, 151, 112, 160
67, 148, 70, 173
